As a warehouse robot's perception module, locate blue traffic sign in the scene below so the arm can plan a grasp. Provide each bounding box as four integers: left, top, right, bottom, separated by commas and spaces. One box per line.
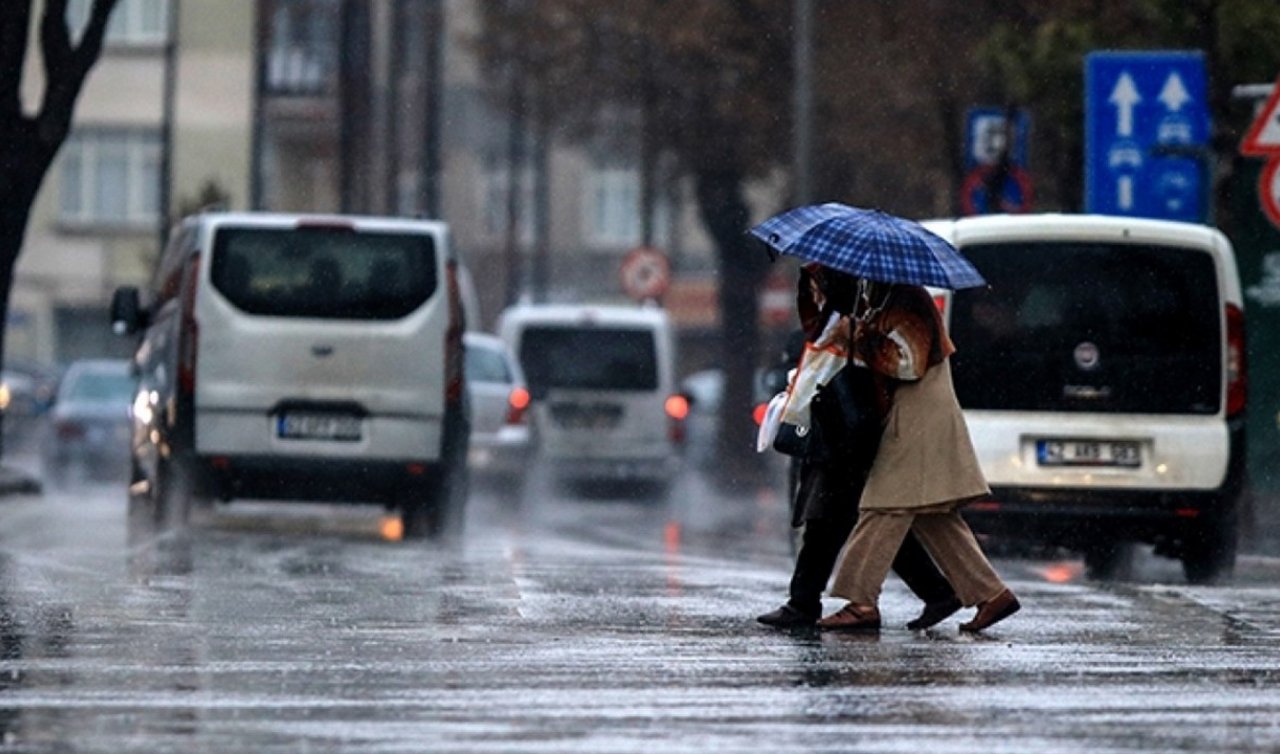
965, 108, 1030, 171
1085, 51, 1209, 222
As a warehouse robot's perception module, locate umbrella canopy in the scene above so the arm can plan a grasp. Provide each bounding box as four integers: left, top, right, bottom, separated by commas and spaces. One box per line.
749, 203, 986, 290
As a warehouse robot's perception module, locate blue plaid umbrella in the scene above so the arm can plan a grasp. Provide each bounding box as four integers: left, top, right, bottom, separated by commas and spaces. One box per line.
749, 203, 986, 289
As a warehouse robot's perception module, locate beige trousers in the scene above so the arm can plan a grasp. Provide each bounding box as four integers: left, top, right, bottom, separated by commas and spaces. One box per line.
829, 509, 1006, 607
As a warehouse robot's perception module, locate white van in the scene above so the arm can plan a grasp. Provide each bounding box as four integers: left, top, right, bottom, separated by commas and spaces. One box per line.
111, 212, 470, 539
497, 303, 684, 493
925, 214, 1247, 582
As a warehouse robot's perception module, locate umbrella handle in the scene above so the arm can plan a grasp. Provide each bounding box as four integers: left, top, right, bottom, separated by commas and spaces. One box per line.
853, 279, 891, 323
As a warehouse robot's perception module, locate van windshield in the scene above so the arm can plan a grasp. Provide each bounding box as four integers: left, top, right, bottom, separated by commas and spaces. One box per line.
948, 241, 1220, 414
210, 227, 437, 319
519, 327, 658, 392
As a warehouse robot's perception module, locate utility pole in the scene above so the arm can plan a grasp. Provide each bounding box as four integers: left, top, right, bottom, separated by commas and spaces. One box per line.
157, 0, 180, 248
422, 0, 444, 218
791, 0, 814, 205
503, 66, 526, 307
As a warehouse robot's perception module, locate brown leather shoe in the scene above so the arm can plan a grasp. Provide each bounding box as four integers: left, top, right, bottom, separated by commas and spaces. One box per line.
959, 589, 1020, 633
816, 603, 881, 631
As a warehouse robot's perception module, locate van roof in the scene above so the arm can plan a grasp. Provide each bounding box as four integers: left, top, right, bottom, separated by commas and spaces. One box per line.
184, 211, 450, 236
923, 213, 1229, 252
498, 303, 670, 328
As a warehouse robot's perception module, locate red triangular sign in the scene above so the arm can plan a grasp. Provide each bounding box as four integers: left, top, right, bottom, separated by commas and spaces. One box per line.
1241, 75, 1280, 157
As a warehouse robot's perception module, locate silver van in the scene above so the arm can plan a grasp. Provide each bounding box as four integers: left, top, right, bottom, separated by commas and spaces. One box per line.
926, 214, 1247, 582
497, 303, 684, 494
111, 212, 470, 538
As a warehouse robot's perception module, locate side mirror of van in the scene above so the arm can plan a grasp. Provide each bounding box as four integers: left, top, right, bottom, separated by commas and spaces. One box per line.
110, 286, 145, 335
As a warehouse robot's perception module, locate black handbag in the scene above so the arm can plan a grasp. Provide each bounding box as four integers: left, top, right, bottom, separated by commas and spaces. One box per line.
776, 362, 883, 464
772, 421, 814, 457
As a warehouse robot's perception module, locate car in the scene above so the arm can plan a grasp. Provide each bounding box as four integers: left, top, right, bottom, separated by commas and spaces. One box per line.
1, 360, 62, 453
464, 331, 534, 498
41, 359, 135, 486
925, 214, 1246, 583
110, 211, 470, 538
497, 302, 685, 496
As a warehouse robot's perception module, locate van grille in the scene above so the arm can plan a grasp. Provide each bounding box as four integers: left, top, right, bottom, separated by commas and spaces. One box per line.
948, 241, 1221, 414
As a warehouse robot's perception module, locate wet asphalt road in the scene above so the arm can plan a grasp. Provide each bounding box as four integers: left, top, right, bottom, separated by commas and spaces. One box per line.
0, 464, 1279, 753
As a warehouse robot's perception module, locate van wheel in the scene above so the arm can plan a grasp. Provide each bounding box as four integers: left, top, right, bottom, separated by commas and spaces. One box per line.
1082, 541, 1134, 581
401, 461, 469, 541
399, 489, 436, 540
1182, 508, 1238, 585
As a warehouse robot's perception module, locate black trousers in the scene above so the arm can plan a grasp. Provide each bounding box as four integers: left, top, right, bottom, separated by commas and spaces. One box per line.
787, 506, 956, 617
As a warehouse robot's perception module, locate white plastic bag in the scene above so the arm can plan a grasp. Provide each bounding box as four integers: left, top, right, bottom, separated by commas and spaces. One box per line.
756, 390, 793, 452
779, 312, 850, 426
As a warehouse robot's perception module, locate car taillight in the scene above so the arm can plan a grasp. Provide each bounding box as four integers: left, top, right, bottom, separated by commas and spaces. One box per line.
444, 260, 465, 404
664, 394, 689, 421
1226, 303, 1246, 418
665, 394, 689, 444
752, 402, 768, 426
178, 254, 201, 395
506, 386, 531, 425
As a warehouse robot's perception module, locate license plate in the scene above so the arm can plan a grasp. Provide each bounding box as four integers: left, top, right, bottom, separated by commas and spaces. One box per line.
1036, 439, 1140, 467
277, 413, 362, 441
550, 403, 622, 429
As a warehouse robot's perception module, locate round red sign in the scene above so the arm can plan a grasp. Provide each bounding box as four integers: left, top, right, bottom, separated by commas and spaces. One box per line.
619, 246, 671, 301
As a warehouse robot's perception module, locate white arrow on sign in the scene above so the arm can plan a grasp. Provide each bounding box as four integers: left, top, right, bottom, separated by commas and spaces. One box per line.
1118, 175, 1134, 210
1109, 72, 1141, 136
1159, 72, 1191, 112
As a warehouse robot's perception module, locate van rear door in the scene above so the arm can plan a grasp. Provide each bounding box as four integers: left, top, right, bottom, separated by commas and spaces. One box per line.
192, 219, 450, 460
518, 324, 671, 455
948, 241, 1222, 415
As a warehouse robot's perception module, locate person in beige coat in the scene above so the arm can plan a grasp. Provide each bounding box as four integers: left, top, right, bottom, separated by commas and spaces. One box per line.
816, 277, 1020, 633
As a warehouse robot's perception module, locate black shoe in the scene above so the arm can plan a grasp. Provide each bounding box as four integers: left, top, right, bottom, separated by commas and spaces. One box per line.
906, 596, 963, 630
756, 604, 818, 628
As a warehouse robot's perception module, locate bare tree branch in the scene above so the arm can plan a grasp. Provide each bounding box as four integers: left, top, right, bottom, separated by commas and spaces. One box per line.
73, 0, 118, 70
37, 0, 119, 146
39, 0, 74, 84
0, 1, 33, 123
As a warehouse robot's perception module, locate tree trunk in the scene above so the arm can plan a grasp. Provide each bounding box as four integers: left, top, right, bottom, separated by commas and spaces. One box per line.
0, 183, 35, 461
695, 167, 770, 491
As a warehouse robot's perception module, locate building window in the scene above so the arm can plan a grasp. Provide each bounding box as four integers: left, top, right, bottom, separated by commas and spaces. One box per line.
60, 130, 161, 228
265, 0, 340, 95
584, 165, 670, 248
67, 0, 169, 47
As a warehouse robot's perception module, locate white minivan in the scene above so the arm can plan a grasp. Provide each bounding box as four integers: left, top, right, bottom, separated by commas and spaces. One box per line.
925, 214, 1247, 582
111, 212, 470, 538
497, 302, 685, 494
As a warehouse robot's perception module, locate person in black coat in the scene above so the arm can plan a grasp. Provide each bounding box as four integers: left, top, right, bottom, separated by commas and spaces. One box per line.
756, 265, 962, 629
